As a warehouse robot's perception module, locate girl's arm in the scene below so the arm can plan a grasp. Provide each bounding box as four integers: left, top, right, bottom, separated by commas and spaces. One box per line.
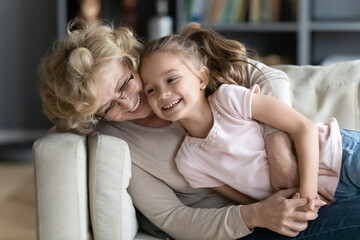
212, 185, 257, 205
244, 60, 337, 201
251, 93, 319, 199
244, 59, 298, 188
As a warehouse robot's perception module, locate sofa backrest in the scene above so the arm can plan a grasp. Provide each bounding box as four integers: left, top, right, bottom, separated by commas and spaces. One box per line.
274, 60, 360, 131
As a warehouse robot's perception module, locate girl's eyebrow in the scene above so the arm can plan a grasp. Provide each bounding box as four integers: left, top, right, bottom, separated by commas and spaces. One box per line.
165, 69, 176, 75
143, 82, 150, 89
143, 69, 177, 88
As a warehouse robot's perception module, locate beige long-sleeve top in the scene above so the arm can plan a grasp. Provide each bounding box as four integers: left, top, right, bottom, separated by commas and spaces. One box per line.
96, 59, 291, 239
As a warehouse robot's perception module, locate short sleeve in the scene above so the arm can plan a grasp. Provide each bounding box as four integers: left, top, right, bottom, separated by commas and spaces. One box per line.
211, 84, 260, 120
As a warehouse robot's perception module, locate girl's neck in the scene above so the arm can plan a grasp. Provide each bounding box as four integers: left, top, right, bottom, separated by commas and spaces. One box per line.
130, 112, 172, 128
180, 99, 213, 139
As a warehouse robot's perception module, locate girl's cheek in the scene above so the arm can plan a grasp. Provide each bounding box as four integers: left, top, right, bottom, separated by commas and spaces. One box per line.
150, 98, 158, 109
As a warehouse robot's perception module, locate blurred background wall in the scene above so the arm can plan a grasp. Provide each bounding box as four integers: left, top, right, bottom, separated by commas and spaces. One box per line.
0, 0, 359, 160
0, 0, 56, 148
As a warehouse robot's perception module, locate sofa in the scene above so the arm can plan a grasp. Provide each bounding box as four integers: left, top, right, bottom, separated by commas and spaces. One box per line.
32, 60, 360, 240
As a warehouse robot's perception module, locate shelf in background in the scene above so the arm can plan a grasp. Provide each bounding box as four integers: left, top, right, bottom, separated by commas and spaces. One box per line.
310, 22, 360, 31
176, 0, 360, 65
58, 0, 360, 65
200, 22, 298, 32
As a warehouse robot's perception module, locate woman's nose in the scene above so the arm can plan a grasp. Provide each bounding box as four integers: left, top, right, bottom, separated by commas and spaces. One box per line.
117, 97, 134, 110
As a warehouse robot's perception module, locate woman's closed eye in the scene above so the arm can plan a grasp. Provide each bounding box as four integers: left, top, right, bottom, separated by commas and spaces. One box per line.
101, 101, 115, 114
118, 74, 133, 94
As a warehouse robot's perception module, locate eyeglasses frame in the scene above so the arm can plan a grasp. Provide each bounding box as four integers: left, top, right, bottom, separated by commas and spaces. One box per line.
95, 73, 134, 121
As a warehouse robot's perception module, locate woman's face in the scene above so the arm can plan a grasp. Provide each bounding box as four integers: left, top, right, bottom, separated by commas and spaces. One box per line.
94, 61, 153, 122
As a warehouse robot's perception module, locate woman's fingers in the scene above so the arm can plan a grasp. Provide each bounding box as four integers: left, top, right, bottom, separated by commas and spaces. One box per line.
284, 219, 308, 236
294, 210, 318, 222
317, 184, 335, 204
251, 189, 321, 237
280, 226, 301, 237
318, 168, 338, 177
276, 202, 315, 237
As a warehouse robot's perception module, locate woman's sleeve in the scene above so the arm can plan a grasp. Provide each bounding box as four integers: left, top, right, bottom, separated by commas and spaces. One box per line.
244, 58, 292, 136
128, 164, 252, 240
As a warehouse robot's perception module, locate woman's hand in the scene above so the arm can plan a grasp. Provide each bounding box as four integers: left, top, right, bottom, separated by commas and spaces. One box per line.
317, 182, 336, 204
292, 192, 326, 213
265, 130, 338, 203
241, 188, 325, 237
265, 131, 298, 190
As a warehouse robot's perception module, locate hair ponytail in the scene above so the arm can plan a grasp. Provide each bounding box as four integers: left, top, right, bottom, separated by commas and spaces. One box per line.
141, 22, 267, 97
180, 22, 249, 96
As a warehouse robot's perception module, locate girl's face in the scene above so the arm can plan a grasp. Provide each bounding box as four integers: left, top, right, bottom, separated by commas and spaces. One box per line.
94, 61, 153, 122
140, 52, 207, 122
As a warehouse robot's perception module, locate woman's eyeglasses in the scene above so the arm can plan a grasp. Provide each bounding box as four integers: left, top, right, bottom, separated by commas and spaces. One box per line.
95, 74, 134, 121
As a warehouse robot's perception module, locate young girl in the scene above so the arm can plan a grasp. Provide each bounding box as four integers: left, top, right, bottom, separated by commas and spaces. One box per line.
139, 23, 360, 204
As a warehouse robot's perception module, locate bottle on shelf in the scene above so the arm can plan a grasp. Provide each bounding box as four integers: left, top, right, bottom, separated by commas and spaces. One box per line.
147, 0, 173, 41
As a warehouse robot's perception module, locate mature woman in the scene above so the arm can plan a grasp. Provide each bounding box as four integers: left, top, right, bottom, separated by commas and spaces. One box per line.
39, 19, 360, 239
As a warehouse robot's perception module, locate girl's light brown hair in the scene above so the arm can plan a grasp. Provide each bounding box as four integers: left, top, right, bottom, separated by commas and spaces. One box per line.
39, 18, 142, 134
140, 22, 264, 97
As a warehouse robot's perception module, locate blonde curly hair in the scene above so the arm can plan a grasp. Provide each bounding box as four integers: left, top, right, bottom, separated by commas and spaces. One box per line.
39, 18, 143, 134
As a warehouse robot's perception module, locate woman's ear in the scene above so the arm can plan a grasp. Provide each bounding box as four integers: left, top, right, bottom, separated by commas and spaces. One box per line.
199, 67, 209, 90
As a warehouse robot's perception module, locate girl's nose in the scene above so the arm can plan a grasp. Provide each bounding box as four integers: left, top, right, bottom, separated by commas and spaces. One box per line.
159, 89, 170, 100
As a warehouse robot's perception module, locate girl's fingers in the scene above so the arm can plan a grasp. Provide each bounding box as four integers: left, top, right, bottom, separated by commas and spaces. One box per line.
292, 192, 300, 199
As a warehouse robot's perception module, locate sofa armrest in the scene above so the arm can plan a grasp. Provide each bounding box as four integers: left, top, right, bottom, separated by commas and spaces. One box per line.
32, 128, 91, 240
88, 132, 138, 240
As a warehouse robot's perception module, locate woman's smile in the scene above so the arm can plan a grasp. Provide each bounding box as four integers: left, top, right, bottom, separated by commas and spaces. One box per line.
130, 94, 141, 112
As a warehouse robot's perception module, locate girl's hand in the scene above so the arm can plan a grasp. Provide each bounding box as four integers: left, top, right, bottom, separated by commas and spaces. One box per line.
241, 188, 321, 237
265, 130, 338, 204
292, 193, 326, 213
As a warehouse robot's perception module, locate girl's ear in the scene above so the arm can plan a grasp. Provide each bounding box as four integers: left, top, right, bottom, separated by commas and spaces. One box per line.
199, 67, 209, 90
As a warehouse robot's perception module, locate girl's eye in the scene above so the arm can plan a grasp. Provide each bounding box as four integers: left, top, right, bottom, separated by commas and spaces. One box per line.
167, 77, 176, 83
146, 88, 154, 95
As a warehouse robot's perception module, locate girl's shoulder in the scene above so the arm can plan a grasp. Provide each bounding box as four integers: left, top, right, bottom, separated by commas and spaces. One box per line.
214, 84, 254, 99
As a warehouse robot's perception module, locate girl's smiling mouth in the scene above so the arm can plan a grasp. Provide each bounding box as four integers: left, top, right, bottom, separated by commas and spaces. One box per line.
162, 99, 182, 110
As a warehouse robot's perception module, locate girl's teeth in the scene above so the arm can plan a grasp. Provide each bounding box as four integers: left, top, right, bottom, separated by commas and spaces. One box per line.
130, 95, 141, 112
163, 99, 180, 109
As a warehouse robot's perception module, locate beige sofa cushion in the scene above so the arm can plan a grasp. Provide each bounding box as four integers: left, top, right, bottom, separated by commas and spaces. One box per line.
33, 128, 90, 240
275, 60, 360, 131
88, 133, 138, 240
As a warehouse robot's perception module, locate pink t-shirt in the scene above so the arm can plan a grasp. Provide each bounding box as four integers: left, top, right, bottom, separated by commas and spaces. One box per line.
175, 84, 342, 200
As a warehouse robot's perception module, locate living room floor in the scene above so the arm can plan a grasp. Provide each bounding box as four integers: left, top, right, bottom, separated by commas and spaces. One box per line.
0, 160, 36, 240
